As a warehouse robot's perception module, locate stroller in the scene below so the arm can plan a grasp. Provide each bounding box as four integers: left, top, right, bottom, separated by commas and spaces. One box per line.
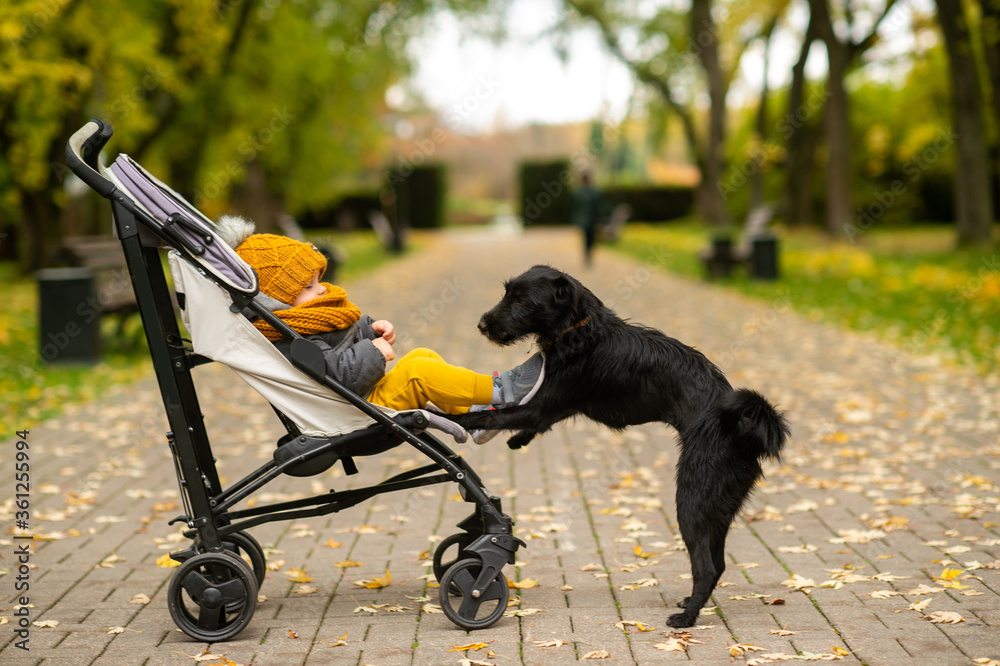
65, 120, 524, 641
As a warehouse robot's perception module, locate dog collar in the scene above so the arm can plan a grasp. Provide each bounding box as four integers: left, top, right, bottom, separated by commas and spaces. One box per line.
561, 315, 591, 337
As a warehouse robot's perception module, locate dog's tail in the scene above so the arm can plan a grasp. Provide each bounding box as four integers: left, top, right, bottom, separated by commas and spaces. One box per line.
718, 388, 790, 461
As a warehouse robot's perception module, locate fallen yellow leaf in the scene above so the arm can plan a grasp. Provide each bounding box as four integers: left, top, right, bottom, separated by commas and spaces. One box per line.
581, 650, 611, 659
729, 643, 766, 656
781, 574, 816, 591
354, 570, 392, 589
508, 577, 541, 589
284, 568, 313, 583
615, 620, 657, 632
333, 559, 363, 568
156, 553, 181, 568
655, 638, 688, 652
925, 611, 965, 624
446, 642, 490, 652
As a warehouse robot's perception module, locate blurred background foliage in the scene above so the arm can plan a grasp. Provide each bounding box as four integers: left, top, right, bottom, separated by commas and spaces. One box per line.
0, 0, 495, 270
2, 0, 999, 269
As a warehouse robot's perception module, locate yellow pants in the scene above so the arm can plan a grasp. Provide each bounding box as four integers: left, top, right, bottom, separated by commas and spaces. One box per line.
366, 348, 495, 414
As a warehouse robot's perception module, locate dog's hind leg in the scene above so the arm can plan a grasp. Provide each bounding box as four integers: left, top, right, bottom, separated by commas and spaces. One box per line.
677, 530, 728, 608
669, 526, 719, 628
676, 525, 729, 609
668, 442, 734, 628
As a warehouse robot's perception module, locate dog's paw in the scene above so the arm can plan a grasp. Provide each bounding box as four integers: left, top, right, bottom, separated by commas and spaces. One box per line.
676, 596, 690, 609
667, 612, 697, 628
506, 432, 534, 450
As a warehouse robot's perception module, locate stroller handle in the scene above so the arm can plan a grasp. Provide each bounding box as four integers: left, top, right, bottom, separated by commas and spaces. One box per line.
66, 119, 116, 199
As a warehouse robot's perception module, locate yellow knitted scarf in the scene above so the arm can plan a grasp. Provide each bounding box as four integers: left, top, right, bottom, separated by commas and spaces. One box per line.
253, 284, 361, 341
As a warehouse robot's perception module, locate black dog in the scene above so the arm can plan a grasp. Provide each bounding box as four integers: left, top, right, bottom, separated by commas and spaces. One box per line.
450, 264, 790, 628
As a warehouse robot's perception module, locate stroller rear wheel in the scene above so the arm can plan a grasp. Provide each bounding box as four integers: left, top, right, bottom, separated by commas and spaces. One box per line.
438, 558, 508, 630
168, 551, 258, 642
432, 533, 473, 584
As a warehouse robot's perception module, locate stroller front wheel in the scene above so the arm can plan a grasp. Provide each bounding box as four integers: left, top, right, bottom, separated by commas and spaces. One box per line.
438, 557, 509, 630
221, 531, 267, 588
168, 551, 258, 642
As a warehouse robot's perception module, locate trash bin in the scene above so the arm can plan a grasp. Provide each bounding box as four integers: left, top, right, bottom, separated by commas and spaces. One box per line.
37, 267, 100, 364
750, 236, 779, 280
706, 237, 735, 280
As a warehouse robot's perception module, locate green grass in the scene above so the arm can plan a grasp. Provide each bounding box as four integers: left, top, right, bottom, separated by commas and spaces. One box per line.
0, 229, 404, 434
0, 262, 152, 434
613, 221, 1000, 374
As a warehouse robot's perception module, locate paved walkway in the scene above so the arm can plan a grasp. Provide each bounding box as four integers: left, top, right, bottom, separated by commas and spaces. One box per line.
2, 227, 999, 665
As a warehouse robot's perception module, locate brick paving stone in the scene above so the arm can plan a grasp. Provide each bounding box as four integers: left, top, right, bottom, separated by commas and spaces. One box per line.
3, 227, 999, 665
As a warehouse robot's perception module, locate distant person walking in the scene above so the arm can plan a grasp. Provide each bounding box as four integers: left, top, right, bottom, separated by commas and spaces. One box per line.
571, 171, 604, 266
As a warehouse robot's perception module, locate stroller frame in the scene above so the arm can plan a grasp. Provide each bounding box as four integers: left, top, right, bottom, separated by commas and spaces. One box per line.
66, 120, 523, 640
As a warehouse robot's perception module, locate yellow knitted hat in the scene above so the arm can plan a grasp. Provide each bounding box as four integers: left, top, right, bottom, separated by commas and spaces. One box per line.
235, 234, 327, 305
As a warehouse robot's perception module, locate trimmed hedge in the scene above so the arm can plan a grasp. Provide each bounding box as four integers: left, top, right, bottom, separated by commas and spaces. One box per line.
519, 160, 573, 225
600, 185, 695, 222
390, 163, 446, 229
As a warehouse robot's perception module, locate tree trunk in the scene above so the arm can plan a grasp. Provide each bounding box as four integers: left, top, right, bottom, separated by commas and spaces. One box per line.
808, 0, 903, 236
937, 0, 995, 248
783, 15, 818, 225
17, 114, 83, 272
19, 190, 63, 273
751, 17, 779, 211
691, 0, 731, 226
823, 40, 854, 237
976, 0, 1000, 231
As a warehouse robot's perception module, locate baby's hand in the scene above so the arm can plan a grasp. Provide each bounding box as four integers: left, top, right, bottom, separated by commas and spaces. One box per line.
372, 320, 396, 345
372, 337, 395, 362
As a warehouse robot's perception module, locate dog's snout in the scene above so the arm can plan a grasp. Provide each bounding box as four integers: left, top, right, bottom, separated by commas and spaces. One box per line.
477, 315, 489, 334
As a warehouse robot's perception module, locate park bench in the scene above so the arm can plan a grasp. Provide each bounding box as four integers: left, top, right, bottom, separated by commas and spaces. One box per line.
598, 203, 632, 242
59, 235, 140, 335
700, 203, 779, 280
367, 209, 403, 252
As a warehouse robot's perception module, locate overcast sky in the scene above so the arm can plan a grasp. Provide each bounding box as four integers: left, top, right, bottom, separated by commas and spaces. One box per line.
405, 1, 634, 133
404, 0, 927, 135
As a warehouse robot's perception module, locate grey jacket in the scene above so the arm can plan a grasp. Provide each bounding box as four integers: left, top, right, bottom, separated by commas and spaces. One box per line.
271, 314, 386, 398
249, 294, 386, 398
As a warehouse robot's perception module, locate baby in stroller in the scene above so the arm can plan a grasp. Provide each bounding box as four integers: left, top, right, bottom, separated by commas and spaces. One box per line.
215, 215, 544, 440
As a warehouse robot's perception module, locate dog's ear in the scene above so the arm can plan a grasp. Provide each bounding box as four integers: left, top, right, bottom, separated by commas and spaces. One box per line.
553, 274, 583, 311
